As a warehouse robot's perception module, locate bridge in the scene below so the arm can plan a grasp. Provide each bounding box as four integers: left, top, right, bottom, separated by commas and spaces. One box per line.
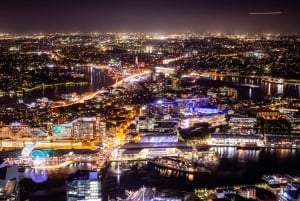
90, 64, 112, 71
162, 54, 188, 64
21, 142, 35, 156
112, 70, 151, 88
75, 63, 112, 71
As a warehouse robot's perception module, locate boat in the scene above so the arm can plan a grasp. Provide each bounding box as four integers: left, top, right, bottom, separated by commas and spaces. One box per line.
199, 73, 211, 79
237, 83, 260, 88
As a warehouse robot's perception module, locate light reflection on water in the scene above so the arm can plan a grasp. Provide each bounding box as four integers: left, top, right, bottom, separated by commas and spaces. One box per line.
19, 161, 95, 184
237, 149, 260, 161
30, 169, 48, 183
213, 146, 237, 159
1, 74, 300, 104
201, 76, 300, 99
211, 147, 261, 161
0, 67, 114, 104
13, 147, 300, 201
156, 167, 195, 181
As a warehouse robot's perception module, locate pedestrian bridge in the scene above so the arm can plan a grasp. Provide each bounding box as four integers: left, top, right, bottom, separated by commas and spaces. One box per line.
21, 142, 35, 156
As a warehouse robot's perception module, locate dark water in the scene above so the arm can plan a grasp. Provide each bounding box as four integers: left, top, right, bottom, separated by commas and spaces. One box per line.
3, 148, 300, 201
1, 72, 300, 104
0, 149, 98, 158
101, 147, 300, 200
0, 67, 114, 104
0, 149, 98, 201
198, 76, 300, 100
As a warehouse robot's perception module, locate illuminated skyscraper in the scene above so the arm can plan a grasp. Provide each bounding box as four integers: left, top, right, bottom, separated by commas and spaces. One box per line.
0, 165, 19, 201
135, 56, 139, 72
66, 170, 101, 201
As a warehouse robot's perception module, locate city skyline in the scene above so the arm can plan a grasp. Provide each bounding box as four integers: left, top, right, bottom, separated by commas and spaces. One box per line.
0, 0, 300, 34
0, 23, 300, 201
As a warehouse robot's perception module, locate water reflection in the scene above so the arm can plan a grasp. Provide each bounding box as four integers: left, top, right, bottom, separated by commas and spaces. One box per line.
156, 167, 195, 181
201, 75, 300, 99
212, 147, 261, 161
267, 83, 271, 96
81, 66, 111, 91
17, 147, 300, 201
218, 147, 300, 169
30, 169, 48, 183
19, 160, 96, 185
21, 169, 48, 184
276, 148, 294, 158
2, 72, 300, 104
0, 66, 114, 104
237, 149, 260, 161
277, 84, 284, 94
213, 147, 237, 159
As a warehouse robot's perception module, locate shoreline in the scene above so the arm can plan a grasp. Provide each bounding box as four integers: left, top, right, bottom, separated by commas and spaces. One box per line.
1, 142, 299, 152
22, 81, 89, 93
0, 81, 89, 98
205, 71, 300, 84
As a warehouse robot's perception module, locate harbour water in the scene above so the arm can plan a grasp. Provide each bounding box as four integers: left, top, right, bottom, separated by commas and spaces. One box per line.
101, 147, 300, 200
0, 67, 114, 104
198, 75, 300, 100
1, 70, 300, 104
2, 147, 300, 200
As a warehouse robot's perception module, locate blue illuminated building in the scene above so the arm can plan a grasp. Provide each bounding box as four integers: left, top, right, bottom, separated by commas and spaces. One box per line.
150, 98, 226, 116
194, 106, 220, 115
139, 133, 178, 143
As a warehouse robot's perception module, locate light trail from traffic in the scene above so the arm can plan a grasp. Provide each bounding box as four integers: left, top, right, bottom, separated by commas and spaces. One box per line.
50, 70, 151, 108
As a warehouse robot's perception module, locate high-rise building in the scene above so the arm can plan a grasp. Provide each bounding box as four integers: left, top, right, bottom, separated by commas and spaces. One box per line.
66, 170, 101, 201
52, 117, 106, 140
0, 165, 19, 201
72, 117, 104, 140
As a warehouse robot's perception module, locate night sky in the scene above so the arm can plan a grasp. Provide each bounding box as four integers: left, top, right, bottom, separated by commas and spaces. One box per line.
0, 0, 299, 33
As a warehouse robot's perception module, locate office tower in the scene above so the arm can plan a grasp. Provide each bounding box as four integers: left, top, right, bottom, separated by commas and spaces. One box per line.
66, 170, 101, 201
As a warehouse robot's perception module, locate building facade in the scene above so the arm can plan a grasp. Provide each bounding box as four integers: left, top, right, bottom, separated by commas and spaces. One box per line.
66, 170, 101, 201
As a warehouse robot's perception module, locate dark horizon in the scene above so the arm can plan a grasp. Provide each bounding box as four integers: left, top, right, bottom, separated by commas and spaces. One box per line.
0, 0, 300, 34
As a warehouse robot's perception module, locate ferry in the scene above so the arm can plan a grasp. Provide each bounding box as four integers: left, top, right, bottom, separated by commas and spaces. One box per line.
199, 73, 211, 79
148, 156, 209, 174
237, 83, 260, 88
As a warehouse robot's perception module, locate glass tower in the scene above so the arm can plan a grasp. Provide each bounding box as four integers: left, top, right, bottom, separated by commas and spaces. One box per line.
66, 170, 101, 201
